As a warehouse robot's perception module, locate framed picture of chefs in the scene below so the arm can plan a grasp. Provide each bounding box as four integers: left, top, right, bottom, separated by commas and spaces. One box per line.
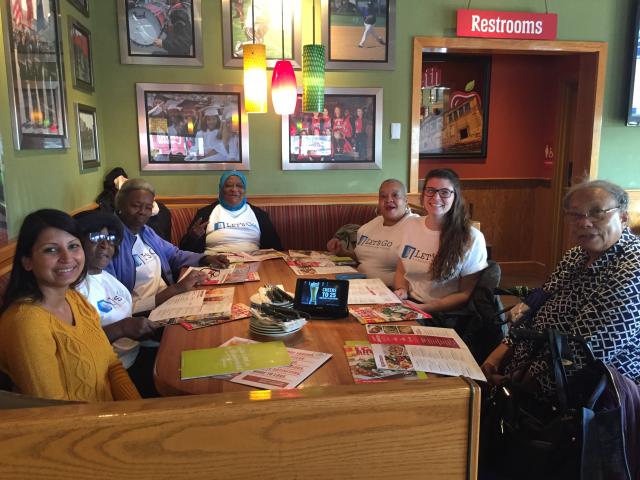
281, 87, 382, 170
75, 102, 99, 170
221, 0, 302, 68
136, 83, 249, 171
117, 0, 203, 66
321, 0, 395, 70
3, 0, 69, 150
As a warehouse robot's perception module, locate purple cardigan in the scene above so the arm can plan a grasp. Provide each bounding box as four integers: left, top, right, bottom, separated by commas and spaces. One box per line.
106, 224, 204, 292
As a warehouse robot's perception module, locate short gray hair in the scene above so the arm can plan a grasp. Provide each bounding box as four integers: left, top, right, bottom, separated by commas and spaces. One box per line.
380, 178, 407, 197
115, 178, 156, 210
562, 179, 628, 213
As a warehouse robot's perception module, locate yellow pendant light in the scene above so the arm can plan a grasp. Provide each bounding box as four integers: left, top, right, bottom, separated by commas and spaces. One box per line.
243, 1, 267, 113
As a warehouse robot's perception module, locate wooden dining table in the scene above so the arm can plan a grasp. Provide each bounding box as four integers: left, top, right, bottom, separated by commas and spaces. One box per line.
154, 257, 416, 396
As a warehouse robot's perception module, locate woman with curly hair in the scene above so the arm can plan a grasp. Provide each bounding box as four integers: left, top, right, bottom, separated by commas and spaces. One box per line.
394, 168, 487, 312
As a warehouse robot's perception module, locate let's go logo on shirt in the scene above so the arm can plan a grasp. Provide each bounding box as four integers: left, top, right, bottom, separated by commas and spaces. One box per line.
401, 245, 435, 263
213, 221, 257, 231
133, 247, 157, 267
357, 235, 393, 248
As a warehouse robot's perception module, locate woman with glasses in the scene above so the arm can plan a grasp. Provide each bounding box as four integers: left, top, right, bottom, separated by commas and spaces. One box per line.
482, 179, 640, 395
0, 209, 140, 401
327, 179, 417, 287
74, 211, 159, 397
394, 168, 488, 312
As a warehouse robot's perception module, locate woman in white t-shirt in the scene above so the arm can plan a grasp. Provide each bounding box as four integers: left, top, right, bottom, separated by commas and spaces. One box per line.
74, 211, 159, 396
394, 169, 487, 312
327, 179, 417, 287
180, 171, 282, 254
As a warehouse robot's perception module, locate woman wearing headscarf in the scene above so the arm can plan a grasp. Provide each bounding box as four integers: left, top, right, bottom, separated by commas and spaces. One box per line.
180, 171, 282, 254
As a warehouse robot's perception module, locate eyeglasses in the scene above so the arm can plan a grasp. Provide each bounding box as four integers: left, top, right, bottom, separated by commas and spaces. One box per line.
423, 187, 455, 198
564, 206, 619, 223
88, 232, 120, 245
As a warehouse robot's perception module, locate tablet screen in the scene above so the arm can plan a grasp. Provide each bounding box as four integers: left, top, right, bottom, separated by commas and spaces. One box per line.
294, 278, 349, 318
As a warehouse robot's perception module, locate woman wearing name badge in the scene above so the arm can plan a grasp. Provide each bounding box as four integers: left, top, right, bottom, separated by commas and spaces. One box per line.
0, 209, 140, 402
179, 171, 282, 254
327, 179, 417, 287
106, 178, 227, 314
73, 210, 160, 398
393, 169, 487, 312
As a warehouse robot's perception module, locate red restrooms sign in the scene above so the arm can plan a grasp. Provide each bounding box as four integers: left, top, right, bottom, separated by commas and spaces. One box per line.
457, 9, 558, 40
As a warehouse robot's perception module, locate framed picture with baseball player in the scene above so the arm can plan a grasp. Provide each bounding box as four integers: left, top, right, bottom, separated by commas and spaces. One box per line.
221, 0, 302, 68
136, 83, 250, 172
281, 87, 383, 170
321, 0, 395, 70
3, 0, 70, 150
68, 16, 93, 93
75, 103, 100, 170
418, 54, 491, 159
117, 0, 203, 66
67, 0, 89, 17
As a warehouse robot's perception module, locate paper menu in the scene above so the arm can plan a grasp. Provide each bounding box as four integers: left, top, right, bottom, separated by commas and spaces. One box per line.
225, 249, 286, 263
343, 342, 427, 384
210, 337, 332, 389
366, 325, 486, 382
349, 303, 429, 324
346, 278, 401, 304
149, 287, 234, 324
180, 341, 292, 380
181, 263, 260, 285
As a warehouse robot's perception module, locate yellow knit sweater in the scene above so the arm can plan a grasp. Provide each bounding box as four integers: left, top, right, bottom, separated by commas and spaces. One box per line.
0, 290, 140, 402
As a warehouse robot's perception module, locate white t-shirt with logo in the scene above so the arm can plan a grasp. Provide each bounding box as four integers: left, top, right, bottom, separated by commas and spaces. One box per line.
131, 234, 167, 313
397, 216, 488, 303
76, 271, 139, 369
205, 203, 260, 254
354, 213, 418, 287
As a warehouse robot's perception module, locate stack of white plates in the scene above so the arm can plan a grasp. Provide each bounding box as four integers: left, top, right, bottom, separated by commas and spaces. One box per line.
249, 314, 306, 338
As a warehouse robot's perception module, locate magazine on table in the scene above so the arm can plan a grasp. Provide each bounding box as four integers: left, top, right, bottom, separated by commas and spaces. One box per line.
349, 303, 430, 324
214, 337, 332, 389
366, 325, 486, 381
284, 256, 356, 276
225, 249, 287, 263
179, 303, 253, 331
181, 263, 261, 285
346, 278, 401, 305
148, 287, 234, 325
343, 341, 427, 383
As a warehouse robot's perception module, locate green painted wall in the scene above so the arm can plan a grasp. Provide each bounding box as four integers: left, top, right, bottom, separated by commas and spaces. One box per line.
1, 0, 639, 237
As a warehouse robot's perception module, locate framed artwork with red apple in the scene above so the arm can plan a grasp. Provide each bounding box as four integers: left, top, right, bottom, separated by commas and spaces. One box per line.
419, 54, 491, 159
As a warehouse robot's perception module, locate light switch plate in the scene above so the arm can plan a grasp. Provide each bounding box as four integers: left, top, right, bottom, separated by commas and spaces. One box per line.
390, 122, 401, 140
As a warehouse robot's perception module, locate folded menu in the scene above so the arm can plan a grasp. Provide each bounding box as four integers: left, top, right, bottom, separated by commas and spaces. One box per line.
149, 287, 234, 324
180, 341, 291, 380
346, 278, 401, 304
344, 341, 427, 384
225, 249, 286, 263
349, 303, 430, 324
366, 325, 486, 381
181, 263, 260, 285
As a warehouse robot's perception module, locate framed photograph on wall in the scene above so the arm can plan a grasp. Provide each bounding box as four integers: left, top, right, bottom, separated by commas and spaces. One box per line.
3, 0, 69, 150
117, 0, 203, 66
281, 87, 382, 170
69, 16, 93, 92
136, 83, 249, 172
221, 0, 302, 68
419, 54, 491, 159
321, 0, 395, 70
76, 103, 99, 170
67, 0, 89, 17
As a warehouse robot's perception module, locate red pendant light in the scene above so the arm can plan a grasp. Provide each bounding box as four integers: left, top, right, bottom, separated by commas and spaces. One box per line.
271, 60, 297, 115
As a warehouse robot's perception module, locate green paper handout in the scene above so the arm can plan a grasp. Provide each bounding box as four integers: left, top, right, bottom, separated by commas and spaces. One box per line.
181, 341, 292, 380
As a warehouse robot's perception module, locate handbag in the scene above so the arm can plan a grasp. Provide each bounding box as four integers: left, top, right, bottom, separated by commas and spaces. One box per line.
481, 328, 634, 480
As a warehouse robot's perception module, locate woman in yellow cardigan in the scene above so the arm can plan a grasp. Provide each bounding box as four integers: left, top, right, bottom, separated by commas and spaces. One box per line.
0, 209, 140, 402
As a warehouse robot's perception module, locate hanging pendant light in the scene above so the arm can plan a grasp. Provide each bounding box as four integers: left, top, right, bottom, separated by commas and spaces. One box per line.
302, 0, 325, 113
243, 43, 267, 113
271, 60, 297, 115
271, 1, 297, 115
